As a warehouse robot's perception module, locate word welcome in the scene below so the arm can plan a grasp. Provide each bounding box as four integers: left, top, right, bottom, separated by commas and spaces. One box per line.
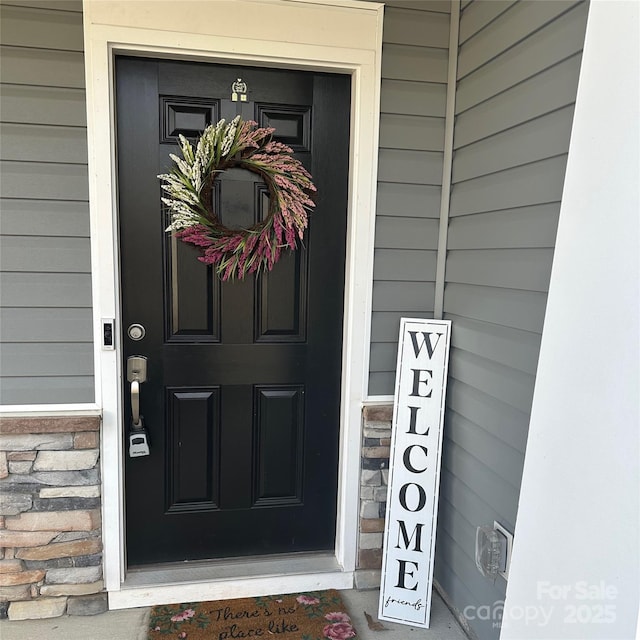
379, 319, 451, 629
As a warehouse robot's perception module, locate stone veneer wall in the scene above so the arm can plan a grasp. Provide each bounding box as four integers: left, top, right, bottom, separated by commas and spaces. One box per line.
0, 417, 106, 620
0, 407, 401, 611
356, 405, 393, 589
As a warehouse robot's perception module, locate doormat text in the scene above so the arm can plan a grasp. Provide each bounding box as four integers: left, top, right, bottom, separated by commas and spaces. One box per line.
148, 589, 357, 639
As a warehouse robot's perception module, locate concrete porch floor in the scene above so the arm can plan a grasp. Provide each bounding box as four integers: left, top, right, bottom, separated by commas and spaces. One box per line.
0, 589, 469, 640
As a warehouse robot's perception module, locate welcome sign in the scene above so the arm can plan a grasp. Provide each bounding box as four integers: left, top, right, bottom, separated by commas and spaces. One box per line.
378, 318, 451, 628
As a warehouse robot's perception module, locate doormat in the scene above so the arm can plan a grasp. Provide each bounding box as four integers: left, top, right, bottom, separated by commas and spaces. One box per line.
148, 589, 357, 640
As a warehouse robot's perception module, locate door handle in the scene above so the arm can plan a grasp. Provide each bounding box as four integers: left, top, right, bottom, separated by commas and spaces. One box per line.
127, 356, 147, 427
131, 380, 140, 425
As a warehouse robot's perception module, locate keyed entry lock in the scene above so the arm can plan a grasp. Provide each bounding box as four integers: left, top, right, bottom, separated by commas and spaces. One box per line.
127, 355, 150, 457
127, 323, 145, 341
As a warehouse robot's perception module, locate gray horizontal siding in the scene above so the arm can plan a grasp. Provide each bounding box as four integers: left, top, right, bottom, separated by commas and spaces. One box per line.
0, 376, 94, 405
435, 3, 589, 640
376, 182, 441, 218
379, 114, 445, 151
0, 343, 93, 377
457, 0, 516, 44
457, 0, 580, 79
449, 155, 569, 216
369, 3, 449, 394
380, 79, 446, 116
0, 199, 90, 237
375, 217, 440, 250
445, 422, 524, 501
435, 513, 507, 635
368, 372, 396, 396
445, 248, 555, 291
382, 44, 448, 83
0, 0, 82, 10
373, 250, 437, 281
447, 378, 530, 453
434, 523, 496, 640
452, 106, 577, 182
378, 149, 444, 184
372, 281, 436, 312
0, 273, 92, 308
0, 236, 91, 273
447, 313, 541, 376
384, 0, 451, 14
439, 469, 515, 548
454, 54, 584, 147
447, 203, 561, 249
0, 46, 85, 88
455, 1, 589, 113
0, 123, 88, 164
0, 161, 89, 201
0, 4, 84, 51
382, 6, 450, 47
444, 283, 548, 334
0, 0, 93, 405
443, 432, 520, 521
0, 308, 93, 342
0, 85, 87, 126
448, 348, 535, 414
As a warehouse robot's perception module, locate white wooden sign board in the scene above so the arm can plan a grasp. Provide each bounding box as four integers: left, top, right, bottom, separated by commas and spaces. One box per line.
378, 318, 451, 628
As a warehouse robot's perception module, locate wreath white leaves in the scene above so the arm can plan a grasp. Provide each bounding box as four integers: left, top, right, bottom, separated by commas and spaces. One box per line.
159, 116, 316, 280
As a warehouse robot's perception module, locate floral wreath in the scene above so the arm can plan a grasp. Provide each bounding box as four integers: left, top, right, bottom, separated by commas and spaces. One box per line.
159, 115, 316, 280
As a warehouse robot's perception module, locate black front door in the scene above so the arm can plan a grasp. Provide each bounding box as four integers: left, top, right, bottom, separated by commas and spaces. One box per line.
115, 57, 350, 566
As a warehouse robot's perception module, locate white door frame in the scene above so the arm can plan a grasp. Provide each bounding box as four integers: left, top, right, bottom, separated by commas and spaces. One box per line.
83, 0, 383, 606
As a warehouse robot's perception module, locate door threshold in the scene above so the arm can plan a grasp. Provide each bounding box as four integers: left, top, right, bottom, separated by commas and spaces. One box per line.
124, 552, 341, 588
109, 552, 353, 609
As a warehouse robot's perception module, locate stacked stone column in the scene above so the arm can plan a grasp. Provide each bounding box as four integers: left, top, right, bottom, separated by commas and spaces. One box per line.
356, 405, 393, 589
0, 417, 106, 620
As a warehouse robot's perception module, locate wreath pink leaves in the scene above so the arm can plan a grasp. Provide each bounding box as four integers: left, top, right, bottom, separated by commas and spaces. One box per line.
159, 116, 316, 280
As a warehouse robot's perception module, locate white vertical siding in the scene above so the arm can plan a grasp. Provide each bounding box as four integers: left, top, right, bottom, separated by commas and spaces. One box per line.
0, 0, 94, 404
435, 2, 589, 639
368, 1, 449, 395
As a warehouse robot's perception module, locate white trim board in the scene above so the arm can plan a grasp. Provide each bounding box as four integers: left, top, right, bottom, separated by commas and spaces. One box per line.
82, 0, 383, 603
0, 405, 101, 416
113, 553, 347, 609
434, 0, 460, 320
110, 571, 354, 610
363, 395, 395, 406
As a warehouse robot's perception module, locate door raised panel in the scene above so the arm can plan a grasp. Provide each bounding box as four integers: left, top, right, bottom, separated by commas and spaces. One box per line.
164, 230, 221, 342
253, 385, 304, 507
256, 249, 307, 342
165, 235, 221, 341
163, 183, 222, 342
166, 388, 221, 512
256, 104, 311, 152
161, 96, 220, 142
255, 185, 308, 343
